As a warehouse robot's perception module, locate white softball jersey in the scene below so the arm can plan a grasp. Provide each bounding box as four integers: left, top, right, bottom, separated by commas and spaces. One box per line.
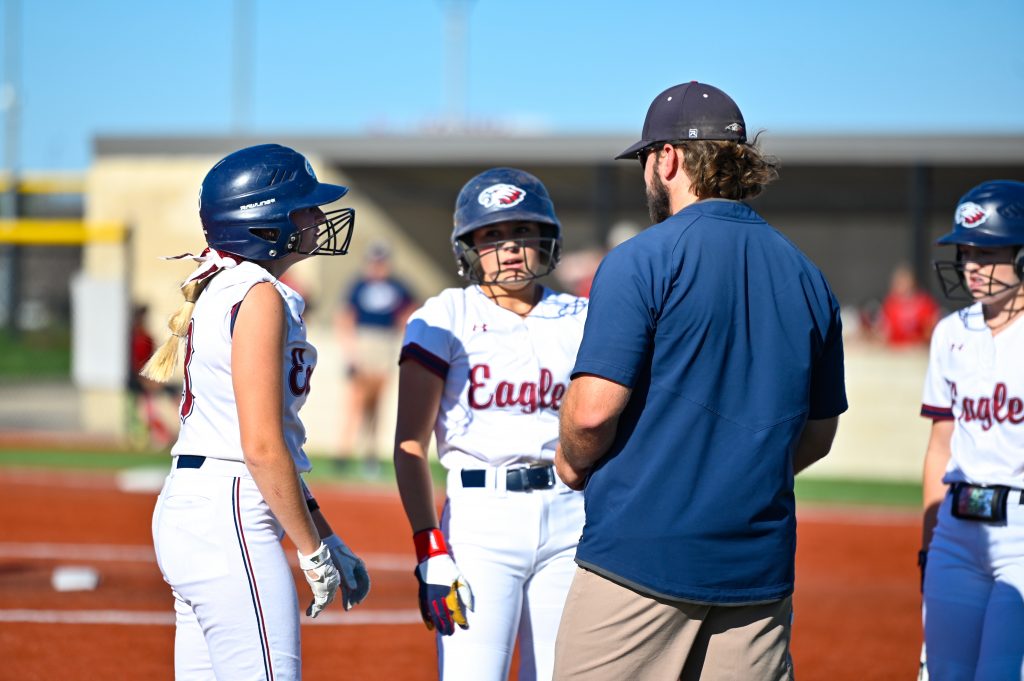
170, 261, 316, 472
401, 285, 588, 470
921, 303, 1024, 486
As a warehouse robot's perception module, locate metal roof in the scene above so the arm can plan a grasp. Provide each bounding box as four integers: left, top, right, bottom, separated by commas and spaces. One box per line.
95, 133, 1024, 166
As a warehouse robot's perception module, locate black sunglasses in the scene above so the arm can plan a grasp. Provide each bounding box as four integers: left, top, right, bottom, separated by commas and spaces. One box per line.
637, 145, 657, 169
638, 140, 689, 168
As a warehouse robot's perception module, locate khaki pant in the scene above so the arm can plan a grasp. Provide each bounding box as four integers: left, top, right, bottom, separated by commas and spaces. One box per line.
553, 567, 794, 681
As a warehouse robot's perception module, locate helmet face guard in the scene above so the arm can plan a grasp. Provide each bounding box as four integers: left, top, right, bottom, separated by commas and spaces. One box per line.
454, 234, 561, 285
933, 251, 1022, 302
451, 167, 562, 283
289, 206, 355, 256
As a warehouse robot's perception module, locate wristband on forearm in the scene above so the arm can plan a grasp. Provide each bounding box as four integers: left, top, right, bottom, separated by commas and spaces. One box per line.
413, 528, 449, 563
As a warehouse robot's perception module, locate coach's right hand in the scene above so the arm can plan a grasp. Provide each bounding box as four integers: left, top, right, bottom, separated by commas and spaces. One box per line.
413, 528, 474, 635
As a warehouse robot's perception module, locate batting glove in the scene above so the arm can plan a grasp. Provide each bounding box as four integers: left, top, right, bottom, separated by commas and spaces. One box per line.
297, 541, 341, 618
323, 533, 371, 610
413, 528, 474, 636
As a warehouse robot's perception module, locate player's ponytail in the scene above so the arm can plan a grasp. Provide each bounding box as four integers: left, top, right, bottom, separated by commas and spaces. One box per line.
140, 277, 214, 383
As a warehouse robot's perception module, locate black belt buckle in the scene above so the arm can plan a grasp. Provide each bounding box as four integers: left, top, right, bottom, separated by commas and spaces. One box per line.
951, 483, 1009, 522
506, 464, 555, 492
176, 455, 206, 469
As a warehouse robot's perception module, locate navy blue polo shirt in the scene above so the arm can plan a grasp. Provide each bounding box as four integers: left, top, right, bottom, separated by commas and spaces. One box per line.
573, 199, 847, 604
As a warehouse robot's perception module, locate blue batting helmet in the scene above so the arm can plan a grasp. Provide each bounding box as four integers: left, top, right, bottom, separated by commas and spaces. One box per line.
937, 180, 1024, 249
199, 144, 355, 260
451, 167, 562, 283
933, 180, 1024, 300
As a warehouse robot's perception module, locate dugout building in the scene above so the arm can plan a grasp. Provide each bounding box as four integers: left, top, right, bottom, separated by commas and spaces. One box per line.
4, 132, 1023, 477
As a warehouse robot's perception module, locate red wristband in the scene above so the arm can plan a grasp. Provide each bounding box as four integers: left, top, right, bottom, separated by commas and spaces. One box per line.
413, 528, 449, 563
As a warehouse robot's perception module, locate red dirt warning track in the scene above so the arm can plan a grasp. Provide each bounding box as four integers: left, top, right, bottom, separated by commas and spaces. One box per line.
0, 468, 922, 680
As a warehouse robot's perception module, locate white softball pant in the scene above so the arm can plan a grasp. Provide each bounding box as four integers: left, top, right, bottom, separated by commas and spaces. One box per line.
438, 466, 585, 681
923, 489, 1024, 681
152, 457, 301, 681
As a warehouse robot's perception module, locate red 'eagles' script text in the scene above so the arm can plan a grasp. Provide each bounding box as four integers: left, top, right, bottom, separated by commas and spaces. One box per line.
468, 364, 566, 413
954, 381, 1024, 430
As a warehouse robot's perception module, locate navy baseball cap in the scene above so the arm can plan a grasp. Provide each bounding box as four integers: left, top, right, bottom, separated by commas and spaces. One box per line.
615, 81, 747, 160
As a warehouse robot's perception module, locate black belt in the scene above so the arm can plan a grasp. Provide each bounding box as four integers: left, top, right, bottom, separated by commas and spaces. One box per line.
461, 464, 555, 492
176, 455, 206, 469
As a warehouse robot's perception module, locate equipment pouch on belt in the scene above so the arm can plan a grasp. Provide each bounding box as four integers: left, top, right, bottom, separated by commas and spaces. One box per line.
950, 483, 1009, 522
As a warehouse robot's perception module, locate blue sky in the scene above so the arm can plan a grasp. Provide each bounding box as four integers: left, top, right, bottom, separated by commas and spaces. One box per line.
2, 0, 1023, 171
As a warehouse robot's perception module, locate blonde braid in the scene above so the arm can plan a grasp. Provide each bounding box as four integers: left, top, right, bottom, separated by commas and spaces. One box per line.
139, 277, 214, 383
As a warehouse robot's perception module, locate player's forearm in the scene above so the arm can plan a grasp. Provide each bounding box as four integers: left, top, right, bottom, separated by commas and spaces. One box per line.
245, 445, 320, 555
394, 441, 440, 533
921, 420, 953, 550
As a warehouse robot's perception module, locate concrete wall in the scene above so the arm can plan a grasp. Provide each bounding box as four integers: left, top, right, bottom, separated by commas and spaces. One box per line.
83, 154, 450, 440
804, 342, 932, 483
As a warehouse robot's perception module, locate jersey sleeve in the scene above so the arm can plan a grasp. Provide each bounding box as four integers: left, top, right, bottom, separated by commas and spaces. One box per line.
572, 242, 658, 387
808, 296, 849, 419
399, 293, 457, 380
921, 317, 954, 420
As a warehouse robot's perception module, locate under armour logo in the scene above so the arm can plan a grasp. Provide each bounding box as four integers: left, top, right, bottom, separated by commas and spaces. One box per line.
950, 343, 964, 352
473, 324, 488, 332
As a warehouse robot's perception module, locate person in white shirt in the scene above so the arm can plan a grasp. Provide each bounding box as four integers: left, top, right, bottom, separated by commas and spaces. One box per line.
145, 144, 369, 680
920, 180, 1024, 680
393, 167, 587, 681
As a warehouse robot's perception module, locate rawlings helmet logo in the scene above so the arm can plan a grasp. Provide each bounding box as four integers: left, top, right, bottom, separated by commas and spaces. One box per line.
725, 122, 743, 133
305, 158, 317, 180
240, 198, 276, 211
956, 201, 988, 228
478, 183, 526, 209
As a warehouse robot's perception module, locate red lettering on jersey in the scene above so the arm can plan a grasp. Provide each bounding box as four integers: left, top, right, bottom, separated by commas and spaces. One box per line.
468, 364, 566, 413
958, 382, 1024, 430
469, 364, 493, 408
288, 348, 313, 396
1009, 398, 1024, 423
551, 383, 566, 410
495, 381, 515, 407
518, 383, 537, 413
179, 320, 196, 422
538, 368, 553, 408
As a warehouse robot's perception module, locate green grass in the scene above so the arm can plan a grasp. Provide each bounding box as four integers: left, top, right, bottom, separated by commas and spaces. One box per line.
0, 447, 921, 507
795, 476, 921, 507
0, 448, 168, 470
0, 328, 72, 377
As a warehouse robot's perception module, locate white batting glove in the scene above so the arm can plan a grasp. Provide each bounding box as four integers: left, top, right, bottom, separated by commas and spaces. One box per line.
413, 528, 475, 636
323, 534, 371, 610
297, 541, 341, 618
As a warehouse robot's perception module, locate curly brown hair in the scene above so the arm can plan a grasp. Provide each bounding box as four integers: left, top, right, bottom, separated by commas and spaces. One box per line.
674, 134, 779, 200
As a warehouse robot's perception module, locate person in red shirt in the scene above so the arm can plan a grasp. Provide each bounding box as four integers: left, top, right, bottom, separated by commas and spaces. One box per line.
877, 263, 940, 347
128, 303, 173, 448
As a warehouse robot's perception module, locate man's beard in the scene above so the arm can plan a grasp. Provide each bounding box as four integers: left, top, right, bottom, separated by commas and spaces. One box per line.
646, 171, 672, 224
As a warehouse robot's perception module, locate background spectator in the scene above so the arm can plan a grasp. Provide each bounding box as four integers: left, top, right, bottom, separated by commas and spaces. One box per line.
875, 263, 940, 347
335, 240, 416, 477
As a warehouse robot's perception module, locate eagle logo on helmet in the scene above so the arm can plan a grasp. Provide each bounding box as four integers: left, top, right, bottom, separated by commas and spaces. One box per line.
956, 202, 989, 228
478, 183, 526, 209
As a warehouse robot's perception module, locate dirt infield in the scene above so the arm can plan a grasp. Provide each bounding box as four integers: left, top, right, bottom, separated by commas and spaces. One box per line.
0, 467, 922, 680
